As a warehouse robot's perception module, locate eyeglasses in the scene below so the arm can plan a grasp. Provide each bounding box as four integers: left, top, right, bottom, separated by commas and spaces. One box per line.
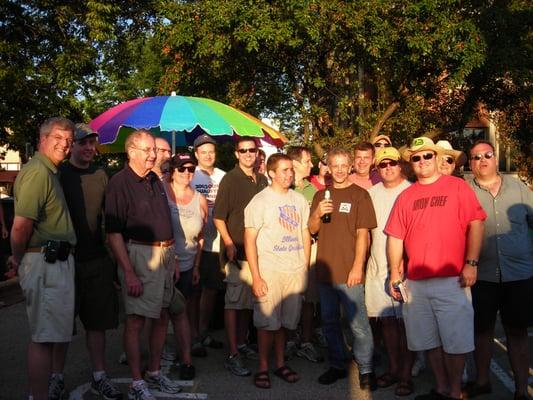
237, 148, 258, 154
470, 151, 494, 161
410, 152, 435, 162
156, 147, 171, 154
177, 166, 196, 173
443, 156, 455, 165
378, 160, 399, 169
132, 146, 156, 155
374, 142, 391, 148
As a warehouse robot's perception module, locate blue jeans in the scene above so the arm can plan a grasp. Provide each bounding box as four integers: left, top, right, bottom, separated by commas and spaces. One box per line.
319, 283, 374, 373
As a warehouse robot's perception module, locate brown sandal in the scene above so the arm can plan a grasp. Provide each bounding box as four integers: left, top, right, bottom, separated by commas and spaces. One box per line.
254, 371, 271, 389
377, 373, 398, 388
395, 380, 414, 397
273, 365, 299, 383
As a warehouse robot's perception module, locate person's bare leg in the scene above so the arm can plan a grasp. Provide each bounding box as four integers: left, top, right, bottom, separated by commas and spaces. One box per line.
257, 330, 273, 372
86, 331, 106, 371
473, 329, 494, 386
148, 309, 169, 372
273, 328, 287, 370
237, 309, 252, 346
427, 347, 449, 395
504, 325, 529, 397
187, 289, 201, 340
172, 312, 192, 365
51, 342, 68, 374
381, 317, 401, 377
199, 287, 217, 337
124, 315, 145, 380
28, 342, 52, 400
397, 320, 415, 383
225, 309, 238, 355
443, 352, 465, 399
301, 302, 315, 343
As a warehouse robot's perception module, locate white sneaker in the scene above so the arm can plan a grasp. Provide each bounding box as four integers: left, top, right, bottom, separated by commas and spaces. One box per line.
127, 381, 155, 400
144, 372, 181, 394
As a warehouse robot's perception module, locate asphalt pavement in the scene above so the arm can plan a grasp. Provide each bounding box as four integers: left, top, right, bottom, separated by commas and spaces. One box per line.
0, 279, 530, 400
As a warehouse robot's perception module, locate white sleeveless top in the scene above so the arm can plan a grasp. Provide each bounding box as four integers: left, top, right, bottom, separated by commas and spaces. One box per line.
166, 189, 203, 272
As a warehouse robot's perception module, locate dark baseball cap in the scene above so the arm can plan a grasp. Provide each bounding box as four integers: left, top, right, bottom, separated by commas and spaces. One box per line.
74, 123, 98, 141
170, 152, 197, 168
193, 134, 216, 149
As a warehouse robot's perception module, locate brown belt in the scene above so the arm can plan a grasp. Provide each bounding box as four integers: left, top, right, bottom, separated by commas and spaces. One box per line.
128, 239, 175, 248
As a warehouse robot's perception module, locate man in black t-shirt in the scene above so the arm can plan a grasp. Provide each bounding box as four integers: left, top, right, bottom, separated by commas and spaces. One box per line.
213, 137, 268, 377
57, 124, 122, 399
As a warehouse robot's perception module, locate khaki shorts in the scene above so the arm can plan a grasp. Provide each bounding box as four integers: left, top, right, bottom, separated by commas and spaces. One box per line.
254, 268, 306, 331
403, 277, 474, 354
18, 253, 75, 343
224, 260, 253, 310
119, 243, 175, 319
303, 242, 319, 304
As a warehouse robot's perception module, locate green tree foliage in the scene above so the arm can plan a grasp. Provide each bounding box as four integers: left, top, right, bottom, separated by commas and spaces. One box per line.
157, 1, 488, 148
0, 0, 158, 156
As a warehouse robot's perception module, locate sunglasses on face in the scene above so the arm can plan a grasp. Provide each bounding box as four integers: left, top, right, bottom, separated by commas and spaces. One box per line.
470, 151, 494, 161
378, 160, 399, 169
374, 142, 391, 148
410, 152, 435, 162
443, 156, 455, 165
177, 166, 196, 173
237, 147, 258, 154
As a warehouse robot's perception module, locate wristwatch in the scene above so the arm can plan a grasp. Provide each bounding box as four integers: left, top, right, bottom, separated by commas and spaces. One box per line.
465, 259, 479, 267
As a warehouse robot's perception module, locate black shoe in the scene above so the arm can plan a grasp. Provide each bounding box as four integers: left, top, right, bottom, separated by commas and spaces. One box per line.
359, 372, 377, 391
179, 364, 195, 380
462, 381, 492, 398
318, 367, 347, 385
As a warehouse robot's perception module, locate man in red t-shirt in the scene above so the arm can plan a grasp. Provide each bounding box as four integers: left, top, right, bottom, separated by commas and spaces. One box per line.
385, 137, 486, 400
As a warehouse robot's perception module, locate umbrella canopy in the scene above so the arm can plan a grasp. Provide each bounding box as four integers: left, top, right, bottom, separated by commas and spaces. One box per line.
89, 94, 287, 153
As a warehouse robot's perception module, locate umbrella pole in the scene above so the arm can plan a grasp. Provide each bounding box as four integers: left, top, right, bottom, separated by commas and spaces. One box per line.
171, 131, 176, 155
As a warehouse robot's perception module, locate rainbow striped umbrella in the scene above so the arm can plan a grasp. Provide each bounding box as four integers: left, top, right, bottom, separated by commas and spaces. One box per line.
89, 94, 287, 153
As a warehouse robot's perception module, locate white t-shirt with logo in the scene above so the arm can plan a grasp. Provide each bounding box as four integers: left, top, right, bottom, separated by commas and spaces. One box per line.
191, 167, 226, 252
244, 187, 310, 273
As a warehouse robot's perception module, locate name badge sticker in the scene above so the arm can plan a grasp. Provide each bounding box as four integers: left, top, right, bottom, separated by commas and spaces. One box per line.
339, 202, 351, 213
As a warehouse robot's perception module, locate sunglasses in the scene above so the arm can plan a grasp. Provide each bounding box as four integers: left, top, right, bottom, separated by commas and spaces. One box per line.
443, 156, 455, 165
177, 166, 196, 173
237, 147, 258, 154
378, 160, 399, 169
410, 152, 435, 162
374, 142, 391, 148
470, 151, 494, 161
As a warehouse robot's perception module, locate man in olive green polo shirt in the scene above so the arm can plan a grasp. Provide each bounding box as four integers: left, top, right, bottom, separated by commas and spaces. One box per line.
6, 117, 76, 400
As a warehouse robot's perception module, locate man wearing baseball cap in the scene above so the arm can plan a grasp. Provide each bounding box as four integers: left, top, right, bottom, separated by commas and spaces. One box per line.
385, 137, 486, 400
366, 147, 414, 396
190, 134, 227, 356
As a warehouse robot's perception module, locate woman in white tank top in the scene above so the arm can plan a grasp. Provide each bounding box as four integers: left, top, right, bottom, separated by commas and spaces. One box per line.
164, 153, 208, 378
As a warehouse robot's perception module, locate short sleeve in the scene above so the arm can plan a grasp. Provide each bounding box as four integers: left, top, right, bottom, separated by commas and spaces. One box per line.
244, 194, 263, 230
14, 166, 49, 221
104, 175, 126, 233
213, 174, 230, 220
384, 193, 407, 240
355, 190, 377, 229
458, 179, 487, 224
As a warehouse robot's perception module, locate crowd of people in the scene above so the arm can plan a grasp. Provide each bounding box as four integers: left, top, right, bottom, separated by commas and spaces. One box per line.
5, 117, 532, 400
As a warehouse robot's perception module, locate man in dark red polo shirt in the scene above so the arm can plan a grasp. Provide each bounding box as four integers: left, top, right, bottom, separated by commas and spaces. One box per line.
106, 129, 181, 400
